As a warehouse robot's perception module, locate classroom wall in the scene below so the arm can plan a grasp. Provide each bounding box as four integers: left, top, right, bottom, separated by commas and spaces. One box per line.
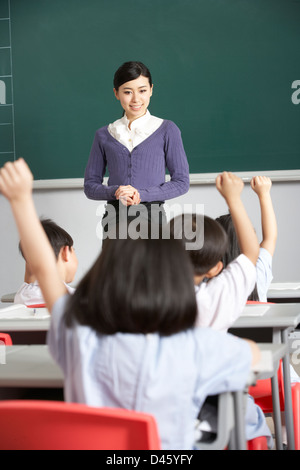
0, 179, 299, 298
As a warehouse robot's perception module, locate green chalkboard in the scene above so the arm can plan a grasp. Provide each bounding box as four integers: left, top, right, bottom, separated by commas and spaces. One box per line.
0, 0, 299, 179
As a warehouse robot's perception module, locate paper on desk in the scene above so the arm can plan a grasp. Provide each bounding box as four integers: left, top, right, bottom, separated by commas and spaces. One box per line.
241, 305, 270, 316
269, 282, 300, 290
0, 304, 50, 319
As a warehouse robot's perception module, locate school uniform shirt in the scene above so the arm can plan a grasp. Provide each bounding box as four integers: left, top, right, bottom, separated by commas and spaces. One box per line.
194, 254, 256, 332
194, 253, 273, 447
47, 294, 252, 450
256, 247, 273, 302
14, 281, 75, 306
84, 112, 190, 202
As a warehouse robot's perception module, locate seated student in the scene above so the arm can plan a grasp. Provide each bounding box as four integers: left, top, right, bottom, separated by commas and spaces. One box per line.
169, 171, 273, 448
216, 176, 298, 445
216, 175, 277, 302
170, 172, 259, 332
0, 158, 261, 451
14, 218, 77, 305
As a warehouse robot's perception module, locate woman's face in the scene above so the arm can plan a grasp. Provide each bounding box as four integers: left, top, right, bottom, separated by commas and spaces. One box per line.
114, 75, 153, 122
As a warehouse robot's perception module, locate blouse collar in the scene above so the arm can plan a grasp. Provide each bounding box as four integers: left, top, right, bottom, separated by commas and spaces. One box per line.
122, 110, 151, 131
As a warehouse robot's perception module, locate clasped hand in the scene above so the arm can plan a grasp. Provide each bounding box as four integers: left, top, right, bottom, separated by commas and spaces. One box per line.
115, 185, 141, 206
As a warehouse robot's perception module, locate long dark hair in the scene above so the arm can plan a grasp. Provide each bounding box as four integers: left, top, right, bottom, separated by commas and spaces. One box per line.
64, 237, 197, 336
113, 61, 152, 90
216, 213, 259, 301
169, 214, 229, 276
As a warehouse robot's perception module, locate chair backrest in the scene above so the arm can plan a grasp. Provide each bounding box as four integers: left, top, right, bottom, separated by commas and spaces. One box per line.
0, 332, 12, 345
0, 400, 161, 450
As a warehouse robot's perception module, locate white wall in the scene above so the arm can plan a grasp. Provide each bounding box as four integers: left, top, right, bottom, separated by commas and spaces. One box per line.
1, 179, 300, 299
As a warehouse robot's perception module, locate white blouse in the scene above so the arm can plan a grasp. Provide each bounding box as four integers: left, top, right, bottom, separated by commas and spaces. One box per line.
108, 110, 163, 151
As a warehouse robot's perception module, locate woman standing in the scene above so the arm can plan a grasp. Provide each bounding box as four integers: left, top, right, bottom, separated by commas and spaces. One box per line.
84, 61, 190, 238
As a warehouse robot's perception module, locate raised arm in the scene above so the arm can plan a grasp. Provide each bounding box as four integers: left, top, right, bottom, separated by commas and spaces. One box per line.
216, 172, 259, 266
250, 176, 277, 256
0, 159, 67, 312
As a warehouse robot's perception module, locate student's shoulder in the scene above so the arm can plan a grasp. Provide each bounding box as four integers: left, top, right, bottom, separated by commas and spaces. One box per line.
227, 254, 256, 275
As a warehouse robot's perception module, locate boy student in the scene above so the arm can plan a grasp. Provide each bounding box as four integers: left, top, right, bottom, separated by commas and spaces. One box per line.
14, 218, 77, 306
170, 171, 273, 448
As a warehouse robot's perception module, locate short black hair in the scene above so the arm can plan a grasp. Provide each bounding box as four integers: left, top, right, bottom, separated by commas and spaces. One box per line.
19, 218, 73, 260
169, 214, 228, 275
64, 237, 197, 336
113, 61, 152, 90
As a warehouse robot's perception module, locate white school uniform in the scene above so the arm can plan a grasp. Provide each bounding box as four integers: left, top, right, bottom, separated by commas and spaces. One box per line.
14, 281, 75, 306
194, 253, 273, 447
195, 254, 256, 332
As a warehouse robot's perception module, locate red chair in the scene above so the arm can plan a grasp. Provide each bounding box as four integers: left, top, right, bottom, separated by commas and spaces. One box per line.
249, 361, 300, 449
0, 332, 12, 345
247, 436, 268, 450
0, 400, 161, 450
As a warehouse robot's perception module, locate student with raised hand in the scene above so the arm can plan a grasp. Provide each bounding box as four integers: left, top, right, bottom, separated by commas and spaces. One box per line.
170, 172, 259, 332
250, 175, 277, 301
169, 171, 273, 448
84, 61, 190, 238
15, 218, 77, 306
0, 159, 262, 450
216, 175, 277, 302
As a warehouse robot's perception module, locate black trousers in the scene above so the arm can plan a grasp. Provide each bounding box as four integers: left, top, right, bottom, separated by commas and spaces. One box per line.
102, 200, 167, 241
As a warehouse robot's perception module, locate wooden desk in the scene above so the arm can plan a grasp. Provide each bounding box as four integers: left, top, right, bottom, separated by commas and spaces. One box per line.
230, 303, 300, 450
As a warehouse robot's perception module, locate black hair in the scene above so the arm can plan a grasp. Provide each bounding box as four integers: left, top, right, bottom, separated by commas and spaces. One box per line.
64, 237, 197, 336
113, 61, 153, 90
169, 214, 228, 276
19, 218, 74, 260
216, 213, 259, 301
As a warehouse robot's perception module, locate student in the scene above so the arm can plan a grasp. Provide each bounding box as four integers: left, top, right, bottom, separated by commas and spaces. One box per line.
84, 61, 190, 237
0, 159, 261, 451
216, 176, 298, 442
169, 171, 273, 447
170, 172, 259, 332
216, 175, 277, 302
14, 218, 77, 306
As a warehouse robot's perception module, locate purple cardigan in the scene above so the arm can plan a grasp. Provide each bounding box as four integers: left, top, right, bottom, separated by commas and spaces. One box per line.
84, 120, 190, 202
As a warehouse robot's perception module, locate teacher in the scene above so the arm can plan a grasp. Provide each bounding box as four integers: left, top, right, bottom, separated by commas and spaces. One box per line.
84, 61, 190, 239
